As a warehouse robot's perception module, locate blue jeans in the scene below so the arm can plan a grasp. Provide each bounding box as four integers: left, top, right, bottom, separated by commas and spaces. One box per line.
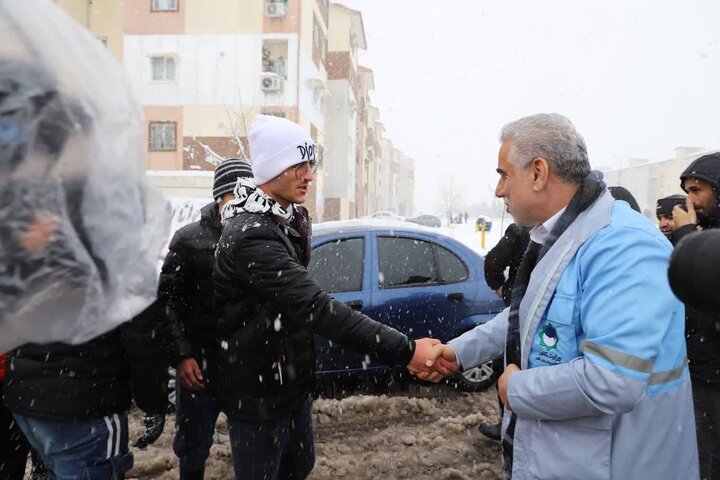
173, 377, 221, 478
12, 412, 133, 480
227, 394, 315, 480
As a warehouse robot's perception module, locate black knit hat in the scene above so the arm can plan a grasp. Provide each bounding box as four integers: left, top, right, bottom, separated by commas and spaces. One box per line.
680, 153, 720, 193
656, 194, 686, 217
213, 158, 253, 200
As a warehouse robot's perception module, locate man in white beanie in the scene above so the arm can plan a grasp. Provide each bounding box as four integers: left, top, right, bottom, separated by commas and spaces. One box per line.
213, 115, 440, 480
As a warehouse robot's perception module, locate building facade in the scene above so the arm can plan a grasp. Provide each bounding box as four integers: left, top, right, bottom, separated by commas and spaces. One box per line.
54, 0, 414, 219
602, 146, 719, 217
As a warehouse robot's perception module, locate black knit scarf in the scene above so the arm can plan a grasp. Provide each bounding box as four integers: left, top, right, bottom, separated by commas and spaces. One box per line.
502, 171, 606, 479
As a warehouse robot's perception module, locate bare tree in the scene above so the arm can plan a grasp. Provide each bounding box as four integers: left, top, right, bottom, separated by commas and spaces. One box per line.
436, 176, 465, 224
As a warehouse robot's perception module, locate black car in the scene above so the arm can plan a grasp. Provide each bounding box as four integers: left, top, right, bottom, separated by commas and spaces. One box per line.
405, 214, 442, 228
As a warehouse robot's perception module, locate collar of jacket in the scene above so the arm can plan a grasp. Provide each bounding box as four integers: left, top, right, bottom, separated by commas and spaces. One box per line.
200, 201, 222, 230
272, 206, 312, 266
519, 190, 615, 367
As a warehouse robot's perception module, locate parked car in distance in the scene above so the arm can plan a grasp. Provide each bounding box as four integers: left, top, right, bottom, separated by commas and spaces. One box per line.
308, 220, 506, 392
369, 210, 404, 221
475, 215, 493, 232
405, 214, 442, 228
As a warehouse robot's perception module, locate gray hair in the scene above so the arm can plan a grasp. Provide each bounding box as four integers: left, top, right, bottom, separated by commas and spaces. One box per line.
499, 113, 590, 183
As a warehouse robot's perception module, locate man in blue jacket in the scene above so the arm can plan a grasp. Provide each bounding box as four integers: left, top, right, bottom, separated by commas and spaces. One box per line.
423, 113, 698, 479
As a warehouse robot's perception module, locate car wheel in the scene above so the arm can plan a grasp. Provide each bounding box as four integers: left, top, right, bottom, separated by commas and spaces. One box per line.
447, 357, 502, 392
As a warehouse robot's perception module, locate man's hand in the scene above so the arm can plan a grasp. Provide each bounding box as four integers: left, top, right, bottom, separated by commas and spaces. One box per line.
495, 288, 504, 299
672, 199, 696, 230
498, 363, 520, 411
407, 337, 441, 376
19, 214, 57, 253
177, 357, 204, 390
132, 413, 165, 449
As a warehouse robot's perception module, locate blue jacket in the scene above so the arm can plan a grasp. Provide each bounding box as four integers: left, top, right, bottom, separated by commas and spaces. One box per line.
450, 191, 698, 480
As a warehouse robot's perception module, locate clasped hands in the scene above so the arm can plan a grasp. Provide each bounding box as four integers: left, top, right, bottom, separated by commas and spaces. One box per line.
407, 338, 459, 382
408, 338, 519, 411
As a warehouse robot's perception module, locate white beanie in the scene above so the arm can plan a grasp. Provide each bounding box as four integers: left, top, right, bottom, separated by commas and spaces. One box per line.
249, 115, 316, 185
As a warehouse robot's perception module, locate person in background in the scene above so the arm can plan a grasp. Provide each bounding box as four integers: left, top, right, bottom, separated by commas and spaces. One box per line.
671, 153, 720, 479
484, 223, 531, 307
608, 185, 641, 213
656, 194, 686, 243
158, 158, 254, 480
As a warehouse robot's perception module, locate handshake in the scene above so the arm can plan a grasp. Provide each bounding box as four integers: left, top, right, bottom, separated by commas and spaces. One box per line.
406, 338, 460, 382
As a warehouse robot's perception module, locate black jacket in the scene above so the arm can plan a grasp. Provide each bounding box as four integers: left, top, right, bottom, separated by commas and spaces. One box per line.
158, 202, 222, 361
213, 207, 415, 422
484, 223, 530, 306
672, 207, 720, 383
2, 302, 171, 420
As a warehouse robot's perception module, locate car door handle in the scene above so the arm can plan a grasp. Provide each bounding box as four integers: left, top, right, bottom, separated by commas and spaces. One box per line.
447, 292, 464, 302
345, 300, 364, 310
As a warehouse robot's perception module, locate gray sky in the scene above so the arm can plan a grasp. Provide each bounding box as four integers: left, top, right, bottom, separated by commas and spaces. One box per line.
340, 0, 720, 213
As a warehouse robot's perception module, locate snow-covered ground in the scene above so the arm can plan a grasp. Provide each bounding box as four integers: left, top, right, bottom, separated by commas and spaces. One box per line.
436, 217, 508, 256
127, 385, 502, 480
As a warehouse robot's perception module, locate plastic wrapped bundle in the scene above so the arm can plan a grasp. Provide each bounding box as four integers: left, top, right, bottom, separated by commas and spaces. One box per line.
0, 0, 169, 351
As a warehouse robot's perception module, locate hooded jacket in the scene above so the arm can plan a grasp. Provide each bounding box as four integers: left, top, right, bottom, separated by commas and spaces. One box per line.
449, 193, 698, 479
158, 202, 223, 361
213, 187, 415, 422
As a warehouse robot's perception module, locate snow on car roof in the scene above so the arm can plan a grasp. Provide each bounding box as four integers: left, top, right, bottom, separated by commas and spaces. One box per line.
313, 218, 433, 236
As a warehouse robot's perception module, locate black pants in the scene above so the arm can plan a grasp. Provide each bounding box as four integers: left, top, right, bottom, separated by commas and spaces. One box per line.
227, 393, 315, 480
0, 384, 29, 480
693, 378, 720, 480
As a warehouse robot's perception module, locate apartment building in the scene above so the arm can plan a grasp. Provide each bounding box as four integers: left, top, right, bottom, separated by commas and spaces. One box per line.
322, 3, 363, 220
54, 0, 415, 220
54, 0, 124, 60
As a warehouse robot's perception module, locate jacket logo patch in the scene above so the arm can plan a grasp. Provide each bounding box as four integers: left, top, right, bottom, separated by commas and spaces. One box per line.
539, 323, 559, 351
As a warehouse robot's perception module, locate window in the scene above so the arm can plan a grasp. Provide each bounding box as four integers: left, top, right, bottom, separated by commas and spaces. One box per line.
312, 15, 328, 68
436, 245, 469, 283
261, 41, 288, 79
151, 56, 176, 81
308, 238, 364, 293
149, 122, 177, 151
378, 237, 468, 288
151, 0, 178, 12
378, 237, 437, 288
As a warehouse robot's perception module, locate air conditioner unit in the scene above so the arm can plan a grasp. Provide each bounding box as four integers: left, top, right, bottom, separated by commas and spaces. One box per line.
260, 73, 284, 93
264, 2, 287, 18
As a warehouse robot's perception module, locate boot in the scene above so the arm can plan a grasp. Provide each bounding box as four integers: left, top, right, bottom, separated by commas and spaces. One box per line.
478, 422, 501, 441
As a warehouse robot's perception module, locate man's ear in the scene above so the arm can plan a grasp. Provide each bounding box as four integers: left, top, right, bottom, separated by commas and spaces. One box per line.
530, 157, 549, 191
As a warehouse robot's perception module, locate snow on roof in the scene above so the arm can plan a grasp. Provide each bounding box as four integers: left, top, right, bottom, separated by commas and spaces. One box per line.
313, 218, 433, 235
